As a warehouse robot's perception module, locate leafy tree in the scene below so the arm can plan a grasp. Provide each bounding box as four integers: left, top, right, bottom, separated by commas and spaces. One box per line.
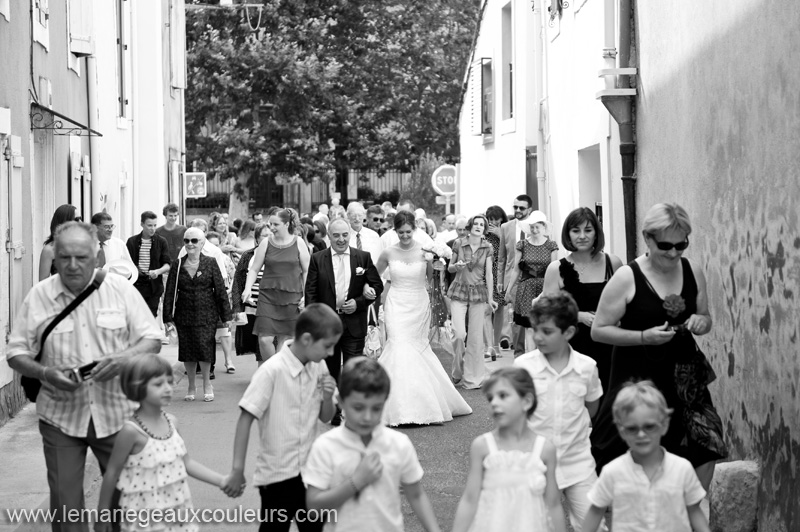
185, 0, 480, 218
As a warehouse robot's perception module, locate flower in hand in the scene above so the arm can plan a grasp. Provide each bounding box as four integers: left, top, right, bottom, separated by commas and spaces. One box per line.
663, 294, 686, 318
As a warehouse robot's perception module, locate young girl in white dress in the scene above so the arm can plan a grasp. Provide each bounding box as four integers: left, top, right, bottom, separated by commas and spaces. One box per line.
451, 367, 567, 532
95, 355, 231, 532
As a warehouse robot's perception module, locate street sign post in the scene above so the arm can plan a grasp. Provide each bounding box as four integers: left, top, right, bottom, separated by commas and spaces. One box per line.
431, 164, 457, 213
184, 172, 207, 198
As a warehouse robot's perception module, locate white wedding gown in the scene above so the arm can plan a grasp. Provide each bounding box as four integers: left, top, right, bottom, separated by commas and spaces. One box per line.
379, 260, 472, 426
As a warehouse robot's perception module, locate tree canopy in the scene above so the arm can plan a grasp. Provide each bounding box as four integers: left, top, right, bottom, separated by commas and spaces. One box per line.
185, 0, 480, 194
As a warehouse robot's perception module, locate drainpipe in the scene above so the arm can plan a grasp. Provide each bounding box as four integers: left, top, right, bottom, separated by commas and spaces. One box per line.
87, 57, 101, 214
533, 0, 547, 215
597, 0, 636, 261
617, 0, 636, 262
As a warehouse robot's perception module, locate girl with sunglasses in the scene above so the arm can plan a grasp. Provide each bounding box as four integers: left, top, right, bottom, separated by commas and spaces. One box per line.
589, 203, 726, 492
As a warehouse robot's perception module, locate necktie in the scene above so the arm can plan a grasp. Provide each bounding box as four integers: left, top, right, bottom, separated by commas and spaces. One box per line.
97, 242, 106, 268
356, 232, 363, 251
335, 253, 347, 309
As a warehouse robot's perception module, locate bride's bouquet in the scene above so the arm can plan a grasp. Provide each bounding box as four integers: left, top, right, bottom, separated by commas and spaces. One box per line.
422, 241, 453, 266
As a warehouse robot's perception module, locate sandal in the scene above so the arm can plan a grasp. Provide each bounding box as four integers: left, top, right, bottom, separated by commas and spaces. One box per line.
203, 385, 214, 402
184, 392, 196, 402
225, 362, 236, 374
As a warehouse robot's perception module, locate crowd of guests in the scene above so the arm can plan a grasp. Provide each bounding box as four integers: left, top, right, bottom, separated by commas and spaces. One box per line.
13, 196, 727, 532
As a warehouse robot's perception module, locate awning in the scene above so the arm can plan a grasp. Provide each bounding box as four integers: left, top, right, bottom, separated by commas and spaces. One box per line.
30, 102, 102, 137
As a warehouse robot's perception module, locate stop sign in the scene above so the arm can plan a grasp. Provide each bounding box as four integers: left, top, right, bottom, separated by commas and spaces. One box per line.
431, 165, 457, 195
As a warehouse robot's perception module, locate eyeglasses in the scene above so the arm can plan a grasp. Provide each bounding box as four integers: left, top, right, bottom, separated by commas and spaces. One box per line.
100, 224, 115, 231
74, 216, 83, 222
183, 238, 201, 244
512, 205, 529, 211
617, 423, 662, 437
648, 234, 689, 251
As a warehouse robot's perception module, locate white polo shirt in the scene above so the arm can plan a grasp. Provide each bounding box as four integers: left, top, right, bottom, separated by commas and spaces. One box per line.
303, 424, 424, 532
238, 341, 329, 486
514, 348, 603, 488
587, 450, 706, 532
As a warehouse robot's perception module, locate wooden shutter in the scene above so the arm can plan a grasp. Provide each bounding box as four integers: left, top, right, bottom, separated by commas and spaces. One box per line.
69, 0, 94, 56
469, 60, 482, 135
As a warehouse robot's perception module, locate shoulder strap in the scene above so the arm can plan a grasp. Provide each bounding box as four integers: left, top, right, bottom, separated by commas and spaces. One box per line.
485, 432, 498, 453
604, 253, 614, 280
37, 269, 106, 362
532, 435, 545, 459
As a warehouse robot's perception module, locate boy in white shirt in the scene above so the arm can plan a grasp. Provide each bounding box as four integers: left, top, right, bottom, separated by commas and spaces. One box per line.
514, 292, 603, 531
222, 304, 340, 532
582, 381, 710, 532
304, 357, 442, 532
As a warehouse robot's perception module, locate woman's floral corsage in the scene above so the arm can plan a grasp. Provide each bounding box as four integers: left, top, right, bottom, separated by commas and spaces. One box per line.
663, 294, 686, 318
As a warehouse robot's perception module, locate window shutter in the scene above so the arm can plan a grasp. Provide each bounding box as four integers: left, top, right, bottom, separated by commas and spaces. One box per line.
69, 0, 94, 57
469, 60, 482, 135
170, 0, 187, 89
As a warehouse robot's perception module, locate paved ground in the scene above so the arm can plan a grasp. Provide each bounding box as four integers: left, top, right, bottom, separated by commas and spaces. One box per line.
0, 340, 512, 532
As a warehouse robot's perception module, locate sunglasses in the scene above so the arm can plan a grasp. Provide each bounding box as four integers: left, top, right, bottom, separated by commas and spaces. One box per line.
617, 423, 662, 437
183, 238, 201, 244
648, 234, 689, 251
371, 217, 385, 222
74, 216, 83, 222
512, 205, 529, 211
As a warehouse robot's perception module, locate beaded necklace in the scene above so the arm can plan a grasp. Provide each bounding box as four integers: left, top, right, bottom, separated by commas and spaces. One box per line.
133, 411, 173, 440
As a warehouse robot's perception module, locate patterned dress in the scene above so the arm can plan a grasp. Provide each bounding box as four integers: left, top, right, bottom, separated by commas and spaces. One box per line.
485, 232, 505, 306
117, 416, 197, 532
513, 238, 558, 327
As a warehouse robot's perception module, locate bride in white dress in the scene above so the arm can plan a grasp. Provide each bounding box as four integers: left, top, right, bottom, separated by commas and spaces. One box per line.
376, 212, 472, 426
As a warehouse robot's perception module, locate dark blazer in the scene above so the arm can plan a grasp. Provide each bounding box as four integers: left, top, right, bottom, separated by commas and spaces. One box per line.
162, 254, 231, 327
305, 247, 383, 337
126, 232, 172, 297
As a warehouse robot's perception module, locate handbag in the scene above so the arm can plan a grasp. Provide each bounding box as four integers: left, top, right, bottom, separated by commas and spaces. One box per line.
363, 305, 384, 360
20, 270, 106, 402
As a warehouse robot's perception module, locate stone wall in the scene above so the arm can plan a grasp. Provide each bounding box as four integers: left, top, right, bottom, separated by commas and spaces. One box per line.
0, 375, 28, 428
634, 1, 800, 530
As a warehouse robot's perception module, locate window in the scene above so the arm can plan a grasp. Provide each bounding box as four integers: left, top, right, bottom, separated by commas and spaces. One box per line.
169, 0, 187, 89
33, 0, 50, 49
501, 3, 514, 120
115, 0, 129, 118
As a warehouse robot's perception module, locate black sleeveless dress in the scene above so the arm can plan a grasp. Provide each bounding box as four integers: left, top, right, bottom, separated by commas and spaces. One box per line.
559, 254, 614, 392
590, 258, 727, 471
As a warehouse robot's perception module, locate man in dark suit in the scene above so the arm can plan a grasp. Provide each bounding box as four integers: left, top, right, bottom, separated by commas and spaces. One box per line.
126, 210, 171, 317
305, 218, 383, 385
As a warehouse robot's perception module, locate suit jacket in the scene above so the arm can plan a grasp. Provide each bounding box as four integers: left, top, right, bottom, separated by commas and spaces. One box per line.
496, 220, 525, 290
305, 247, 383, 338
126, 232, 172, 297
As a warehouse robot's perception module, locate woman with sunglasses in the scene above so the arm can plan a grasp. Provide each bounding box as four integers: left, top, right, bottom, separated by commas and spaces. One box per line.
163, 227, 232, 402
590, 203, 726, 491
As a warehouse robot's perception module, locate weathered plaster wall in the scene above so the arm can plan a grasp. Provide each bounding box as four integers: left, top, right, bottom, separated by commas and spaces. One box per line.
635, 1, 799, 530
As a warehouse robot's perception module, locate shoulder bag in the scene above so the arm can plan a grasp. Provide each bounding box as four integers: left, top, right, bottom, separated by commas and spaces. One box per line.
21, 270, 106, 402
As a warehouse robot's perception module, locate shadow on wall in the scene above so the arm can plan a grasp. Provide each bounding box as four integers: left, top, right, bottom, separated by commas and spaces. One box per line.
633, 2, 800, 531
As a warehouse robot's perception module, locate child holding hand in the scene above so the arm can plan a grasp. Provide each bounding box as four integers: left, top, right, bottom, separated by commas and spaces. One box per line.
304, 357, 442, 532
451, 367, 567, 532
95, 354, 230, 532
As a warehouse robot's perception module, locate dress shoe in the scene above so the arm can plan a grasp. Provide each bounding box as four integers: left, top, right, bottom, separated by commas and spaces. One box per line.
499, 338, 510, 350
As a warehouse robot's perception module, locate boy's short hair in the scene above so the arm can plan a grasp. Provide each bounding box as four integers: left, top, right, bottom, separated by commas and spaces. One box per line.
295, 303, 343, 341
205, 231, 221, 243
119, 354, 173, 402
141, 211, 157, 223
162, 203, 180, 216
339, 357, 391, 399
528, 291, 579, 331
612, 380, 674, 425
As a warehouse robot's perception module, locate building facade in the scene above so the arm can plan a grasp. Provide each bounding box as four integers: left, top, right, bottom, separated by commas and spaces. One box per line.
0, 0, 186, 423
460, 0, 799, 529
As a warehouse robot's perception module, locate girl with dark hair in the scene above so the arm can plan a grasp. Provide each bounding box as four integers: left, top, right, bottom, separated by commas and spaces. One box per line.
242, 208, 310, 361
484, 205, 509, 359
39, 204, 80, 280
542, 207, 623, 390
